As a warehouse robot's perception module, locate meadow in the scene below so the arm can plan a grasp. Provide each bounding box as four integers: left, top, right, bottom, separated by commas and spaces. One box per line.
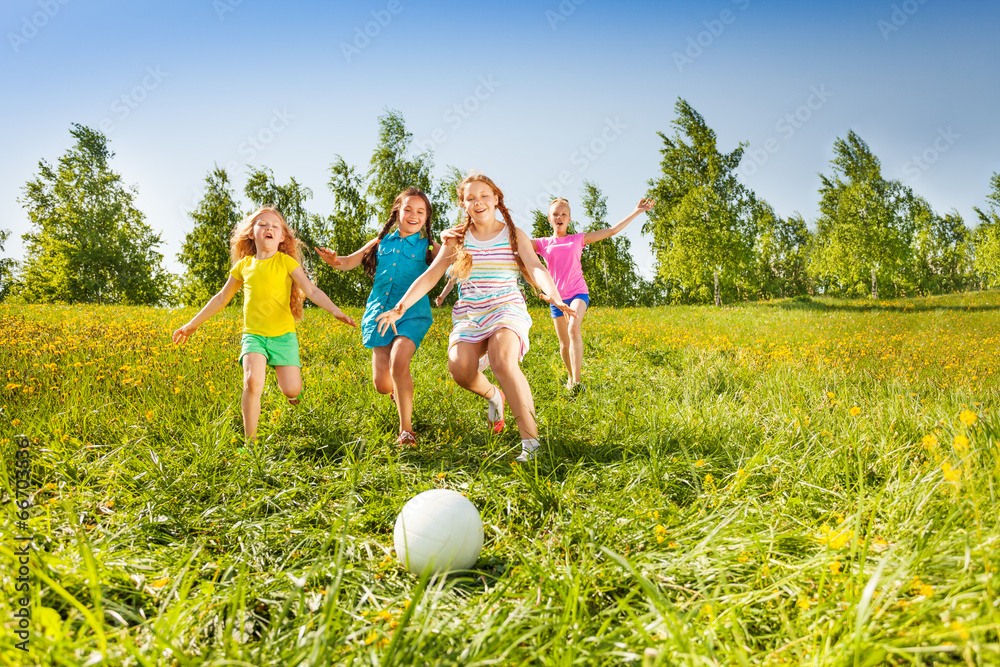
1, 293, 998, 666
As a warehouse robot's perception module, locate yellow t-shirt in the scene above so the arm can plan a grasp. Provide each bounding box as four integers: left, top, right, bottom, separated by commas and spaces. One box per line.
229, 252, 300, 337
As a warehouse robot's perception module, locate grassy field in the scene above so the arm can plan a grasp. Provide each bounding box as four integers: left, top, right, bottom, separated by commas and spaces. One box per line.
1, 293, 998, 665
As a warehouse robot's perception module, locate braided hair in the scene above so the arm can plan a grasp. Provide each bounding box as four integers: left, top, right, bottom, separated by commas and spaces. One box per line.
451, 173, 540, 293
360, 187, 434, 278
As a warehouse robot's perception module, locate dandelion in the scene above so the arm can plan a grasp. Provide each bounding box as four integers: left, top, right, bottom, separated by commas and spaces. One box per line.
829, 560, 842, 574
849, 406, 861, 417
941, 461, 960, 484
953, 435, 969, 452
950, 620, 970, 640
919, 584, 934, 597
654, 524, 667, 543
921, 434, 938, 450
958, 410, 977, 427
797, 597, 811, 610
695, 459, 706, 468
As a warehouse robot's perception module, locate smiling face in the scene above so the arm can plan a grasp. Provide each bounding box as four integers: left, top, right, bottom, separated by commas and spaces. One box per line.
396, 195, 429, 237
462, 180, 498, 224
250, 209, 285, 254
548, 201, 571, 237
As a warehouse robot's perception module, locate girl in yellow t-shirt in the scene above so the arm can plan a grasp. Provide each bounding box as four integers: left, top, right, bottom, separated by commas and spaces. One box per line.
172, 205, 356, 441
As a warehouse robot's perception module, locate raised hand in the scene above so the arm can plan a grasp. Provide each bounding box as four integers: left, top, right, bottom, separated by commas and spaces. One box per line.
635, 198, 655, 214
315, 247, 344, 269
538, 292, 578, 319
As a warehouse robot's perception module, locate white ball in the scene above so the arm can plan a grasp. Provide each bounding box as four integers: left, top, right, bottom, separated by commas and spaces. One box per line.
393, 489, 484, 576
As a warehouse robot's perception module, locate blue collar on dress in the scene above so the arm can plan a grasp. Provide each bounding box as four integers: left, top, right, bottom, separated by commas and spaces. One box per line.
385, 229, 426, 246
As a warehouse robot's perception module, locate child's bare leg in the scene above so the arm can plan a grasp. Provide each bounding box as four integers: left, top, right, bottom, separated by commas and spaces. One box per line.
372, 347, 392, 395
389, 336, 416, 433
566, 298, 588, 385
448, 340, 493, 397
487, 329, 537, 440
552, 316, 573, 385
274, 365, 303, 405
241, 353, 268, 441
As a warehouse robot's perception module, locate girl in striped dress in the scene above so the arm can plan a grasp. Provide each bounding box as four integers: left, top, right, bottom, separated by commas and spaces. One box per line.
376, 173, 574, 462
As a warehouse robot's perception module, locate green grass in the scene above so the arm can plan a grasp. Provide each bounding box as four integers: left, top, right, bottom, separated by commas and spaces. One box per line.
1, 292, 999, 665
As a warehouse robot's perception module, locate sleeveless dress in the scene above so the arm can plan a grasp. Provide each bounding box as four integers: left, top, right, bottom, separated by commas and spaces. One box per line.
449, 223, 532, 361
360, 230, 433, 349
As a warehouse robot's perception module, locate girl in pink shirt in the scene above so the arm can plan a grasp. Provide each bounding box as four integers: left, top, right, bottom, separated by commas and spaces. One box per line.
533, 197, 654, 392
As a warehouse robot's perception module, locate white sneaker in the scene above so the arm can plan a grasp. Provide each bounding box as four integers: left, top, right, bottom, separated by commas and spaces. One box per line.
515, 440, 541, 462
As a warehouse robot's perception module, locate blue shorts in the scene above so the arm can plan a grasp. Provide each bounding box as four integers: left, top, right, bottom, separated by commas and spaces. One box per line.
551, 293, 590, 318
239, 332, 300, 367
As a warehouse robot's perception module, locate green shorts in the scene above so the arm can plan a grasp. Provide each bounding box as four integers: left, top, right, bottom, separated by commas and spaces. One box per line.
239, 332, 300, 367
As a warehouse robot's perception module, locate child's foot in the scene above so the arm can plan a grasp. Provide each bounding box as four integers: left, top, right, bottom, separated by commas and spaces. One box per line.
396, 430, 417, 447
515, 438, 541, 462
487, 386, 505, 433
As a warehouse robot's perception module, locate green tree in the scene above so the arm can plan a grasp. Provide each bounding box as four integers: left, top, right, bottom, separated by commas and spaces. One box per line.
909, 203, 970, 295
177, 166, 242, 306
645, 99, 757, 306
753, 207, 812, 299
971, 172, 1000, 288
578, 181, 646, 307
0, 228, 16, 302
367, 109, 446, 225
808, 131, 916, 299
18, 124, 170, 305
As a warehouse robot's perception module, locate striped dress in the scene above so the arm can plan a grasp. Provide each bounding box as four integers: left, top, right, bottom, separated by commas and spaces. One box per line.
449, 223, 532, 361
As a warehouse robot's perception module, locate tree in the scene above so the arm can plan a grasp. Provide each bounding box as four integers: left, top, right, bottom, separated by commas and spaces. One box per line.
367, 109, 447, 224
18, 124, 170, 305
909, 203, 970, 295
321, 110, 454, 306
0, 229, 16, 302
753, 207, 812, 299
177, 167, 242, 306
645, 99, 757, 306
578, 181, 646, 307
808, 131, 916, 299
971, 172, 1000, 288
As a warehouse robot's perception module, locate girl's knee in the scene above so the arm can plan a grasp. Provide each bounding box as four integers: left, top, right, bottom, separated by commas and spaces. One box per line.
243, 371, 265, 395
373, 375, 393, 394
448, 360, 476, 388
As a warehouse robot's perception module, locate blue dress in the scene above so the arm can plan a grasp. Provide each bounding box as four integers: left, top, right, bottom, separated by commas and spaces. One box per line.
360, 230, 433, 350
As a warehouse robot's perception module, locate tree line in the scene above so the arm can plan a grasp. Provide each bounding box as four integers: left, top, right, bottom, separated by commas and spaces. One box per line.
5, 101, 1000, 308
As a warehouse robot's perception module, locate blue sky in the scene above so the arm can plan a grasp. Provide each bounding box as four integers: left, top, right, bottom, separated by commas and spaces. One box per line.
3, 0, 998, 277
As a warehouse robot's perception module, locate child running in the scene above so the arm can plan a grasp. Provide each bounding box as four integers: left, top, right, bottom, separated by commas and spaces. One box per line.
315, 187, 441, 446
172, 205, 357, 442
376, 172, 575, 462
533, 196, 654, 392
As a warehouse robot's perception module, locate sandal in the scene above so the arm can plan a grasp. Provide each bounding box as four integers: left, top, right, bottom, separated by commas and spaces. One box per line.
396, 430, 417, 447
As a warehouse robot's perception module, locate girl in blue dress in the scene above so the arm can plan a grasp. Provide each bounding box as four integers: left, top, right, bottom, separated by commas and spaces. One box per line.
316, 187, 441, 446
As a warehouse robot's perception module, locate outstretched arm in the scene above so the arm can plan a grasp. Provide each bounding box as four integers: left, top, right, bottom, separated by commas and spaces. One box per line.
172, 276, 242, 344
377, 241, 456, 335
315, 237, 379, 272
514, 228, 577, 319
582, 198, 655, 245
290, 267, 357, 327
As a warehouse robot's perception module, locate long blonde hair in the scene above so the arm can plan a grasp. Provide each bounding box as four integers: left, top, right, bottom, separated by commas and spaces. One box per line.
230, 205, 305, 320
451, 173, 539, 292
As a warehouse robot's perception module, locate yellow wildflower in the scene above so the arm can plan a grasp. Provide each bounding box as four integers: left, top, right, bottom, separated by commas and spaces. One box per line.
958, 410, 977, 427
953, 435, 969, 452
849, 406, 861, 417
921, 434, 938, 450
829, 560, 842, 574
694, 459, 706, 468
941, 461, 960, 484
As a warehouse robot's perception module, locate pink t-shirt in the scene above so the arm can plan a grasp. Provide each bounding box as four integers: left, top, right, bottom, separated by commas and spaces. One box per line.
534, 232, 588, 300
